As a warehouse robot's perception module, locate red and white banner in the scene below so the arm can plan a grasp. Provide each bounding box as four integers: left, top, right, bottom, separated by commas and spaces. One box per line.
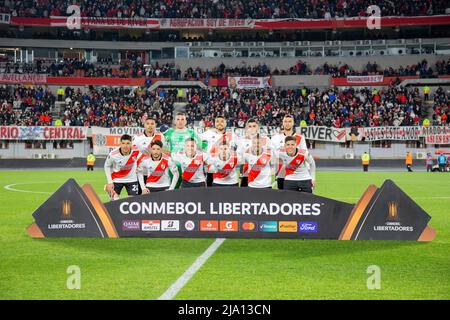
422, 126, 450, 145
10, 15, 450, 30
298, 126, 347, 143
49, 16, 159, 29
0, 126, 87, 140
0, 74, 47, 84
228, 76, 271, 89
346, 75, 384, 84
159, 18, 255, 29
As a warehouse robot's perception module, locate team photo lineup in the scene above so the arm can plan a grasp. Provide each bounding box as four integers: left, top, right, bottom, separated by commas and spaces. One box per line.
104, 114, 315, 199
1, 0, 450, 307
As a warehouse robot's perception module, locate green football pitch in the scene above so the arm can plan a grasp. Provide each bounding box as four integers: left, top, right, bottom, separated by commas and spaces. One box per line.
0, 170, 449, 300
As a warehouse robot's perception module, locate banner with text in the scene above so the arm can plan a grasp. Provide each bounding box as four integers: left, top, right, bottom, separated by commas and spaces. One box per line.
91, 126, 144, 155
228, 76, 271, 89
0, 126, 87, 140
27, 179, 436, 241
0, 74, 47, 84
346, 75, 384, 84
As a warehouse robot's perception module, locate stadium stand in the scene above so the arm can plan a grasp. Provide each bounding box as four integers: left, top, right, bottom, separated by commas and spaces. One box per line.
1, 85, 448, 128
1, 0, 449, 18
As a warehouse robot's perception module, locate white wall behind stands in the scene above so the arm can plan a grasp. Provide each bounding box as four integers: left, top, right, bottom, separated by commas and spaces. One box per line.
0, 141, 445, 160
0, 141, 91, 159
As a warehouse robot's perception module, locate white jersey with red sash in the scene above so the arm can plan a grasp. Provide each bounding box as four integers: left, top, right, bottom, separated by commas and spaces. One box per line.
133, 131, 165, 155
271, 132, 307, 178
201, 130, 238, 155
173, 151, 207, 183
279, 149, 314, 181
104, 147, 140, 184
208, 153, 240, 185
244, 150, 275, 188
201, 130, 238, 173
238, 135, 272, 177
137, 154, 178, 189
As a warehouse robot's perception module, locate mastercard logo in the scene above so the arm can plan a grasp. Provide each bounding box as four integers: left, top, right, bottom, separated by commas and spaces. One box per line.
242, 222, 256, 231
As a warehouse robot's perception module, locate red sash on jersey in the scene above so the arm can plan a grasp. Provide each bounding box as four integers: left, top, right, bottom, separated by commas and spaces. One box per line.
295, 134, 302, 146
285, 151, 306, 176
182, 153, 203, 181
210, 132, 233, 156
276, 134, 302, 175
111, 150, 139, 180
136, 133, 164, 167
146, 157, 169, 183
213, 155, 238, 180
248, 153, 271, 183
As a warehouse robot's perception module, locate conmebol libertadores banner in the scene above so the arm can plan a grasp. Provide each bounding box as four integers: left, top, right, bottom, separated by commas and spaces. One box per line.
27, 179, 435, 241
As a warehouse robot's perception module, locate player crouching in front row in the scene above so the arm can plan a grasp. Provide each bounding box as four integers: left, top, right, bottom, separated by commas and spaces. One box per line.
244, 134, 277, 189
137, 139, 179, 193
104, 134, 140, 200
207, 142, 242, 187
279, 136, 316, 193
172, 138, 208, 188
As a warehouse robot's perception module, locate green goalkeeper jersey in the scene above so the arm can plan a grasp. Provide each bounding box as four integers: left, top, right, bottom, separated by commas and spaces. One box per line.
163, 128, 205, 153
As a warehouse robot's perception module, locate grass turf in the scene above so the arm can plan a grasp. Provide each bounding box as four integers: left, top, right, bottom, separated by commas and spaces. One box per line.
0, 170, 449, 299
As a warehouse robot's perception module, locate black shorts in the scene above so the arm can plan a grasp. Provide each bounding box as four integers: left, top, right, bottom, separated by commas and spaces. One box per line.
284, 179, 313, 193
147, 186, 169, 192
206, 173, 214, 187
114, 182, 139, 196
181, 181, 206, 188
240, 176, 248, 187
277, 177, 284, 190
212, 183, 239, 187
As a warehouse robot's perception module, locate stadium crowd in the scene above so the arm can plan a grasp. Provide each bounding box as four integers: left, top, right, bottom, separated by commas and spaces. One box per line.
1, 0, 449, 19
0, 85, 174, 127
184, 86, 450, 128
1, 84, 448, 128
3, 59, 450, 79
0, 59, 182, 78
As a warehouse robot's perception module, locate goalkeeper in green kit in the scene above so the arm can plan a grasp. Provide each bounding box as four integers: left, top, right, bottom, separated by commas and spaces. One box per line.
163, 112, 205, 187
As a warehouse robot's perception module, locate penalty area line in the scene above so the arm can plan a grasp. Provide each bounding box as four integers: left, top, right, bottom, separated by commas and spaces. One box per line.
158, 238, 226, 300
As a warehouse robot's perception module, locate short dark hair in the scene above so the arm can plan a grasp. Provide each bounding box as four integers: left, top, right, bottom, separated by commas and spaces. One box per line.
285, 136, 296, 144
185, 137, 196, 143
246, 118, 258, 125
151, 139, 163, 148
215, 115, 226, 120
120, 134, 132, 142
283, 114, 295, 120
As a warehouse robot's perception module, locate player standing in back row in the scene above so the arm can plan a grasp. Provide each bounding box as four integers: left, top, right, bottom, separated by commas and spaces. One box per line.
104, 134, 140, 200
133, 117, 167, 194
271, 115, 307, 190
238, 119, 272, 187
200, 115, 239, 186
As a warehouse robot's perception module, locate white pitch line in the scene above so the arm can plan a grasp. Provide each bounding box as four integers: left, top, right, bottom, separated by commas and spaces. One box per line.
158, 238, 226, 300
4, 182, 55, 194
3, 182, 111, 200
